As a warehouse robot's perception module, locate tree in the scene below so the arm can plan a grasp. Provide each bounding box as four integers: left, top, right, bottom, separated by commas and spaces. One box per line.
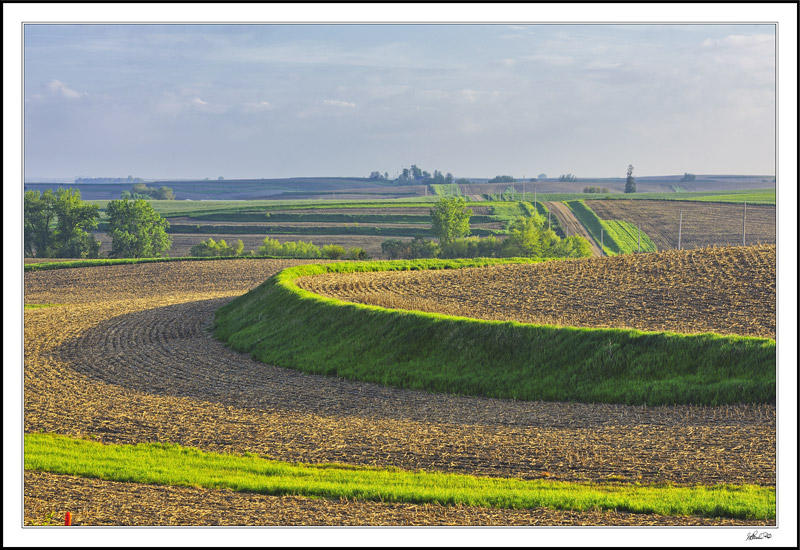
322, 244, 347, 259
625, 164, 636, 193
190, 237, 245, 257
680, 172, 696, 182
24, 188, 100, 258
381, 239, 408, 259
430, 197, 472, 245
106, 199, 172, 258
501, 217, 547, 257
488, 175, 516, 184
152, 186, 175, 200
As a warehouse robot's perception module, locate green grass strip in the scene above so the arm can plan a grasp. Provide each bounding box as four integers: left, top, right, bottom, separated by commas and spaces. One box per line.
214, 259, 775, 407
24, 433, 774, 520
565, 200, 657, 255
23, 255, 312, 272
24, 303, 59, 309
602, 220, 658, 254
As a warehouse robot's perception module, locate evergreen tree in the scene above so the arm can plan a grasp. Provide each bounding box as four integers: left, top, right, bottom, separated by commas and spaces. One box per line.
625, 164, 636, 193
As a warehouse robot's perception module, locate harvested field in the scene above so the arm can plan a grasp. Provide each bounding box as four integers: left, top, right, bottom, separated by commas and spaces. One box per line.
296, 244, 776, 339
24, 471, 770, 527
585, 200, 776, 251
23, 259, 776, 525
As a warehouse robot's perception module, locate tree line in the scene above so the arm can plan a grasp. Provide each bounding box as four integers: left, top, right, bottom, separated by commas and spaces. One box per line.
381, 197, 592, 260
24, 188, 172, 259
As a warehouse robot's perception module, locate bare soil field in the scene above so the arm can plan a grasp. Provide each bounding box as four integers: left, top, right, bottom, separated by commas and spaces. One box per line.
23, 259, 775, 525
297, 245, 776, 339
585, 200, 776, 251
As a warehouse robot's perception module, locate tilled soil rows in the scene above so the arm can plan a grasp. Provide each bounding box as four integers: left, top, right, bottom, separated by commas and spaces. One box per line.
23, 258, 776, 526
585, 200, 776, 252
297, 245, 776, 339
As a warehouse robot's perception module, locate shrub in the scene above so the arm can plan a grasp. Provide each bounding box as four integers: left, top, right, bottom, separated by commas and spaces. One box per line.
322, 244, 347, 259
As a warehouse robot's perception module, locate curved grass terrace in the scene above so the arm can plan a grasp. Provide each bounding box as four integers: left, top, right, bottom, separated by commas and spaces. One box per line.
214, 257, 775, 407
24, 433, 774, 520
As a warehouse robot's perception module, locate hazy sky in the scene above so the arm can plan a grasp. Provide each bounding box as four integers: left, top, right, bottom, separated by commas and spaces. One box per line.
24, 23, 776, 180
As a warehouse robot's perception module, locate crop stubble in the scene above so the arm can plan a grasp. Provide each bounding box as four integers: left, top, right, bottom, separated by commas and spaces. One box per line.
585, 200, 775, 252
23, 258, 775, 526
297, 245, 776, 339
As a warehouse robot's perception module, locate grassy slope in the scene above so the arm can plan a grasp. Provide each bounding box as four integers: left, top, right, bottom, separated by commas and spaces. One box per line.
25, 433, 775, 520
214, 260, 775, 407
566, 200, 658, 255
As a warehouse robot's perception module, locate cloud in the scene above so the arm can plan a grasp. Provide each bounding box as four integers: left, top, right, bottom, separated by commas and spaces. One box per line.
323, 99, 356, 108
242, 100, 275, 113
46, 80, 86, 99
526, 53, 576, 67
460, 89, 484, 103
155, 92, 226, 115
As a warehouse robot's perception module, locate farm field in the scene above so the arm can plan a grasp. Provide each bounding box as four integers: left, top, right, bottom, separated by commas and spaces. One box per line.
584, 200, 776, 251
88, 202, 513, 258
23, 258, 775, 526
90, 232, 401, 258
295, 244, 776, 339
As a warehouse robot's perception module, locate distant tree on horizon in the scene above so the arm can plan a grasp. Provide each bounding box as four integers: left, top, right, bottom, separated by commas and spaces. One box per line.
625, 165, 636, 193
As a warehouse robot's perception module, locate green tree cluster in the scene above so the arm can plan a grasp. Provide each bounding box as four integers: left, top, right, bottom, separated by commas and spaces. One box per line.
121, 183, 175, 200
24, 188, 100, 258
190, 238, 245, 257
488, 175, 516, 183
382, 212, 591, 260
106, 199, 172, 258
257, 238, 368, 260
430, 197, 473, 245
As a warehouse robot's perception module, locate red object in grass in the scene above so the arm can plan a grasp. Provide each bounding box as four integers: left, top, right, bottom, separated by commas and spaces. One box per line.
65, 512, 72, 526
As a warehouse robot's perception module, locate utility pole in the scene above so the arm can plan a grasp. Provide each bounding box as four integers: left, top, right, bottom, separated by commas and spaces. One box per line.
678, 209, 683, 250
638, 223, 641, 253
742, 202, 747, 246
601, 228, 604, 256
534, 186, 537, 206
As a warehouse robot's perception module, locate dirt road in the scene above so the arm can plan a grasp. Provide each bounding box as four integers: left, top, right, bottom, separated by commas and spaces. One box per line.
544, 201, 603, 257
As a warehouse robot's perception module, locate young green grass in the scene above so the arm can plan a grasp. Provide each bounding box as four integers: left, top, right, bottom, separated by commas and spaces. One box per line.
214, 259, 775, 407
565, 200, 657, 255
24, 433, 775, 520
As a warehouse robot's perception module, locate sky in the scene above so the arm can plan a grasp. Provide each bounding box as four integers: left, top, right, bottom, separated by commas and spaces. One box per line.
23, 22, 777, 180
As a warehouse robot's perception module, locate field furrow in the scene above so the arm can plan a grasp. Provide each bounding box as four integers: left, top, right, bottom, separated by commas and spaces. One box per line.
297, 245, 775, 339
23, 258, 776, 525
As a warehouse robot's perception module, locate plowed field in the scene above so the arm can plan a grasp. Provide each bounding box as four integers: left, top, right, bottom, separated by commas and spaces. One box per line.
297, 245, 776, 339
23, 258, 776, 526
585, 200, 775, 251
